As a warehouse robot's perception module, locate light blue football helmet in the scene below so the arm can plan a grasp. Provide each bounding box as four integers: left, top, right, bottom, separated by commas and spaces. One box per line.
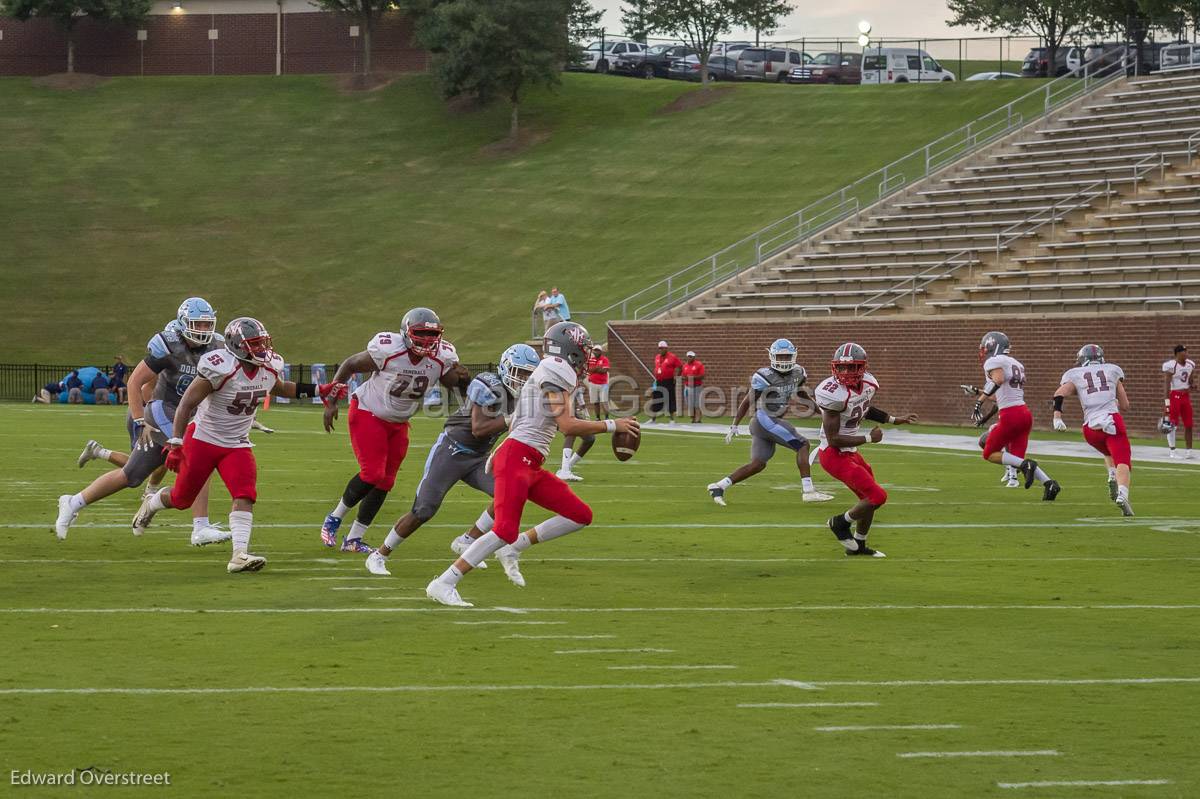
176, 297, 217, 345
768, 338, 797, 373
499, 343, 541, 395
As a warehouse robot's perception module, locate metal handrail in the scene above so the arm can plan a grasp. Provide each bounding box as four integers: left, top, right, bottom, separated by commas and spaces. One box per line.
853, 141, 1166, 317
575, 50, 1132, 331
1159, 43, 1200, 73
1188, 130, 1200, 164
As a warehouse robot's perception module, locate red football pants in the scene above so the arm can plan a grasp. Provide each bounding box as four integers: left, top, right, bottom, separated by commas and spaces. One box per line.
818, 447, 888, 507
1168, 390, 1193, 428
170, 426, 257, 508
492, 439, 593, 543
1082, 413, 1132, 467
348, 397, 410, 490
983, 404, 1033, 460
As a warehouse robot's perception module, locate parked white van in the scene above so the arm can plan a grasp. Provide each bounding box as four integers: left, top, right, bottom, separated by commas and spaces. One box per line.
861, 48, 957, 83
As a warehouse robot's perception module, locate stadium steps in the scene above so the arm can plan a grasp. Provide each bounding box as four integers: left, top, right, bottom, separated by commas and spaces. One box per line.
676, 64, 1200, 321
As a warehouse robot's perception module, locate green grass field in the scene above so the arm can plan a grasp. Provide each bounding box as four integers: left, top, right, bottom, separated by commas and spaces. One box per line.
2, 403, 1197, 797
0, 73, 1038, 362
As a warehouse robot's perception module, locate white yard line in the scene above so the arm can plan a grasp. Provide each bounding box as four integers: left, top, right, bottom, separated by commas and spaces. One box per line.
607, 665, 736, 671
553, 648, 674, 655
5, 555, 1200, 566
738, 702, 880, 708
329, 586, 407, 591
502, 634, 616, 640
452, 621, 567, 626
2, 604, 1199, 615
816, 724, 961, 732
808, 677, 1200, 688
0, 680, 792, 696
997, 779, 1171, 789
898, 750, 1059, 759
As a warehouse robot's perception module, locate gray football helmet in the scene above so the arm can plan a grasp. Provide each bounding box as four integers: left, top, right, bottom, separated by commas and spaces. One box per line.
979, 331, 1011, 361
831, 342, 868, 387
401, 307, 444, 357
543, 321, 592, 373
224, 317, 273, 366
1076, 344, 1104, 366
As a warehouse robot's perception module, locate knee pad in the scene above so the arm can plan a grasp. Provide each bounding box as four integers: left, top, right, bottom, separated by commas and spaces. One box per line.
869, 487, 888, 507
566, 504, 594, 527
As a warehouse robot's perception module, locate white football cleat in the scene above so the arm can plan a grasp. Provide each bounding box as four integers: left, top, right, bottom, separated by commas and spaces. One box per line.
1169, 449, 1179, 459
426, 578, 472, 607
142, 482, 162, 500
556, 468, 583, 482
1005, 476, 1020, 488
131, 492, 160, 537
1116, 496, 1135, 517
495, 545, 527, 588
77, 440, 102, 468
802, 490, 835, 503
706, 482, 728, 506
227, 551, 267, 573
55, 495, 77, 540
190, 524, 231, 547
1186, 451, 1195, 461
365, 551, 391, 576
449, 534, 487, 568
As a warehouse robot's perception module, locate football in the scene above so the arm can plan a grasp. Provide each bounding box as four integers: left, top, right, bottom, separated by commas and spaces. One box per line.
612, 429, 639, 462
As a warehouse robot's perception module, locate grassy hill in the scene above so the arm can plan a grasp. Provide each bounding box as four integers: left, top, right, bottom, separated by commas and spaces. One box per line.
0, 73, 1036, 363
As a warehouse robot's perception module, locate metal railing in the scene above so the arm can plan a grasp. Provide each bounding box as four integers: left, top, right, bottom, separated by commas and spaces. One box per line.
851, 147, 1165, 316
1160, 43, 1200, 72
573, 51, 1132, 332
1188, 130, 1200, 164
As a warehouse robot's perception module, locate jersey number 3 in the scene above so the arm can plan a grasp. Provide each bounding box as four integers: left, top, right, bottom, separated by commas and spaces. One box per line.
227, 390, 267, 415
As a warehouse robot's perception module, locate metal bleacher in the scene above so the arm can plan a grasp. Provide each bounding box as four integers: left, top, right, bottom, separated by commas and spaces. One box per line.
687, 61, 1200, 320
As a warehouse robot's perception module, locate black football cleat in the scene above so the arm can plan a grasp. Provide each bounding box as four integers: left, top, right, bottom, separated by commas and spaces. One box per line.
1018, 458, 1039, 489
828, 513, 853, 543
845, 542, 886, 558
1042, 479, 1061, 501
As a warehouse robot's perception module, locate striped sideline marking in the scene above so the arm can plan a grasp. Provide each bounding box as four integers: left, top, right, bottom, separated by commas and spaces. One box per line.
2, 604, 1197, 615
898, 750, 1059, 759
739, 702, 879, 709
452, 621, 566, 626
816, 724, 961, 732
554, 648, 674, 655
998, 779, 1171, 789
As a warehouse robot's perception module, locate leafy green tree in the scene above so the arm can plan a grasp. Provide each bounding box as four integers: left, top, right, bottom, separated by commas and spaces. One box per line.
408, 0, 571, 139
947, 0, 1091, 77
569, 0, 603, 63
621, 0, 651, 42
1088, 0, 1180, 74
311, 0, 394, 75
2, 0, 149, 73
643, 0, 791, 85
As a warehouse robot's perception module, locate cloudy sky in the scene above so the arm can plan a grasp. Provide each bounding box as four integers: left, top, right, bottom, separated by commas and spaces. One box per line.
589, 0, 988, 42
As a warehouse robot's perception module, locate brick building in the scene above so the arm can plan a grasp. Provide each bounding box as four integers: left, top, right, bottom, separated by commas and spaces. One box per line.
0, 0, 427, 76
608, 314, 1199, 437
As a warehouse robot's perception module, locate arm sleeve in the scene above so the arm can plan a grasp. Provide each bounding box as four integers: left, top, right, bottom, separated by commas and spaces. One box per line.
864, 406, 890, 423
466, 378, 499, 406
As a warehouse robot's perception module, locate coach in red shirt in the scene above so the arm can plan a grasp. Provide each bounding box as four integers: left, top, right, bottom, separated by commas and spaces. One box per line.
681, 351, 705, 423
650, 340, 682, 424
586, 345, 610, 420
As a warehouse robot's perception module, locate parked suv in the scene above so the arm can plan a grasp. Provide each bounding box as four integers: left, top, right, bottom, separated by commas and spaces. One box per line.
1020, 46, 1082, 77
669, 54, 738, 82
736, 47, 809, 82
1083, 42, 1127, 70
574, 39, 646, 73
787, 51, 862, 84
614, 43, 698, 78
860, 48, 956, 83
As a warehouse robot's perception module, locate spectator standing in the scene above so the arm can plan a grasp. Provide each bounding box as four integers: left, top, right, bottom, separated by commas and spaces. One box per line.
110, 355, 129, 404
547, 287, 571, 322
649, 340, 682, 424
681, 351, 706, 423
91, 372, 113, 405
586, 344, 611, 419
534, 290, 561, 333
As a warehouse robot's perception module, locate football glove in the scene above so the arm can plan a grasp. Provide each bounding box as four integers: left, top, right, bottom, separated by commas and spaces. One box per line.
959, 384, 980, 397
318, 382, 348, 405
724, 425, 739, 445
164, 438, 185, 473
1052, 417, 1067, 432
970, 400, 985, 426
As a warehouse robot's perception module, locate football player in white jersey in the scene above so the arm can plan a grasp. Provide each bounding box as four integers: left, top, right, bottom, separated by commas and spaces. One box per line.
131, 317, 343, 573
318, 308, 467, 554
1053, 344, 1134, 516
1162, 344, 1195, 458
814, 343, 918, 557
971, 331, 1060, 501
425, 321, 640, 607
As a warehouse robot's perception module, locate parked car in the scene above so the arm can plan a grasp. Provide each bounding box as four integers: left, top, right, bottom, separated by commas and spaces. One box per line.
787, 51, 861, 84
574, 39, 646, 73
1160, 41, 1200, 70
614, 43, 698, 78
712, 41, 753, 59
1019, 46, 1082, 77
860, 48, 956, 83
735, 47, 810, 82
668, 54, 738, 82
1083, 42, 1127, 70
966, 71, 1022, 80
